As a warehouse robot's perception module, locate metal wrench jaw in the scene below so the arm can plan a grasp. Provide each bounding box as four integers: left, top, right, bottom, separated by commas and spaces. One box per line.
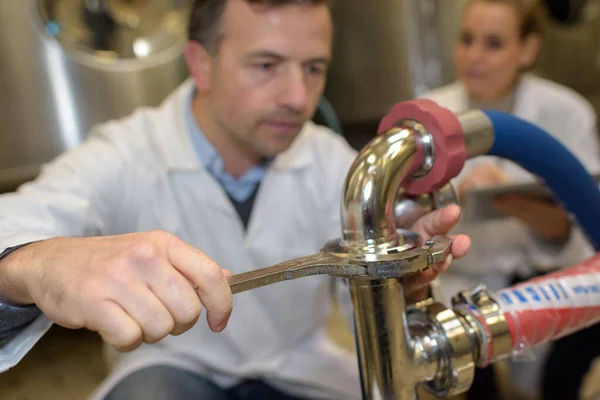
227, 232, 453, 294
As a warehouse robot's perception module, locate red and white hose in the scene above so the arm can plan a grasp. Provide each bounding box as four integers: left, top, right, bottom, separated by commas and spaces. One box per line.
493, 253, 600, 354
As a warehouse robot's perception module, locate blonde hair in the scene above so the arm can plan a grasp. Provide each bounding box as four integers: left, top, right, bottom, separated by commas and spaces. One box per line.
466, 0, 546, 39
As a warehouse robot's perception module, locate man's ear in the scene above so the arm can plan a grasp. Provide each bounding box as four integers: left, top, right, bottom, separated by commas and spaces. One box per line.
185, 41, 213, 92
520, 33, 542, 69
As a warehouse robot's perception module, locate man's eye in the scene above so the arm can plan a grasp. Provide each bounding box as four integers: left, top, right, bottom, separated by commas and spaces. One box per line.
256, 63, 275, 71
307, 65, 326, 75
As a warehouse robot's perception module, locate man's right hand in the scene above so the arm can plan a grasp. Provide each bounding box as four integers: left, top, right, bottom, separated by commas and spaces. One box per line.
0, 231, 233, 352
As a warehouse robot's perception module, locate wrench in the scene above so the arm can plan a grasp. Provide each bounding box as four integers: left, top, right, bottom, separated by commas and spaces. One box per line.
228, 235, 453, 294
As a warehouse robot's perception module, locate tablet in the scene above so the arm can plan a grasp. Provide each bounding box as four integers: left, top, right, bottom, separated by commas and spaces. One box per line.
460, 172, 600, 223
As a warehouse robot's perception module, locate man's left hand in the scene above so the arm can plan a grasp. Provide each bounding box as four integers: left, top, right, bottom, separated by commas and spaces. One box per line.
403, 205, 471, 301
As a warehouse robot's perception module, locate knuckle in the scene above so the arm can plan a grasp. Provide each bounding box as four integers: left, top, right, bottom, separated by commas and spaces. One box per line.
126, 242, 163, 272
68, 312, 85, 328
144, 318, 175, 344
177, 301, 203, 325
204, 261, 225, 286
129, 242, 160, 262
101, 324, 142, 352
116, 329, 143, 351
171, 317, 199, 336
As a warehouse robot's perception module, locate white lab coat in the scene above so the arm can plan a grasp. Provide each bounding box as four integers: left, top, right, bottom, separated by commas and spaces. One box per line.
423, 74, 600, 396
0, 80, 362, 399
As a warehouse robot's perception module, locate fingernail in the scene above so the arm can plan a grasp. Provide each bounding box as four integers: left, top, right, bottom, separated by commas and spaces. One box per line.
437, 255, 453, 272
215, 321, 227, 332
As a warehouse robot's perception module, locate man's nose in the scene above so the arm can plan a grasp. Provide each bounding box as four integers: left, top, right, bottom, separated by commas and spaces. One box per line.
279, 67, 309, 112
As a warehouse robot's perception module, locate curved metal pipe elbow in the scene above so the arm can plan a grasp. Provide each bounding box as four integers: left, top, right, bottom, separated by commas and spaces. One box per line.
394, 183, 458, 230
341, 126, 424, 250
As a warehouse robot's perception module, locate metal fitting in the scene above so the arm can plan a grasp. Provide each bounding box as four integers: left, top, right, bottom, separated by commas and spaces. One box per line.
396, 119, 435, 178
456, 110, 495, 159
408, 299, 476, 397
452, 285, 512, 367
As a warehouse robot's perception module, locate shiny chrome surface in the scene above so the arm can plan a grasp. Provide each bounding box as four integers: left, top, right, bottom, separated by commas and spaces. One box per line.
431, 182, 459, 209
409, 323, 441, 381
349, 278, 421, 400
38, 0, 190, 62
394, 183, 458, 229
457, 110, 495, 158
397, 119, 435, 178
340, 120, 461, 399
409, 300, 476, 397
0, 1, 189, 191
341, 127, 422, 248
453, 285, 512, 367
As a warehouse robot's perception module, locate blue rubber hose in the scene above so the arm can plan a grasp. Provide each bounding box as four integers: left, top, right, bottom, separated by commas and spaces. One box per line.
483, 110, 600, 252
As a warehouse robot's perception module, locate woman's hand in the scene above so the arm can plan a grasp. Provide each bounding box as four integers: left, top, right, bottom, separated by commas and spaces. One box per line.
493, 195, 571, 241
457, 162, 511, 199
404, 205, 471, 302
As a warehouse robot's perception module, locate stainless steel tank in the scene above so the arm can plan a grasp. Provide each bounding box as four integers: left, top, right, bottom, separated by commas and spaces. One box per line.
325, 0, 600, 124
0, 0, 191, 192
325, 0, 464, 124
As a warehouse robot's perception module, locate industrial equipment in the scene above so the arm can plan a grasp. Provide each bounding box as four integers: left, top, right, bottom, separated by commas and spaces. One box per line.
0, 0, 190, 192
227, 99, 600, 399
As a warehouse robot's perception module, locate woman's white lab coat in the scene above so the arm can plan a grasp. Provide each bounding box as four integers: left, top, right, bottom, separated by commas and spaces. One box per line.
424, 73, 600, 300
424, 74, 600, 396
0, 80, 362, 399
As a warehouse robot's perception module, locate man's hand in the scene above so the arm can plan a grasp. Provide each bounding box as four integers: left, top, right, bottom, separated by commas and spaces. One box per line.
403, 205, 471, 301
493, 195, 571, 241
0, 231, 233, 352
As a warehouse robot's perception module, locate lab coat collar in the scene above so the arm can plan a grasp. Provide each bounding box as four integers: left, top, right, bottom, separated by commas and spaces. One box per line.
155, 79, 313, 173
512, 74, 542, 122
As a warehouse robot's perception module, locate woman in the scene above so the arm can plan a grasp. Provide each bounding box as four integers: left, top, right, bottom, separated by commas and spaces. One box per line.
424, 0, 600, 399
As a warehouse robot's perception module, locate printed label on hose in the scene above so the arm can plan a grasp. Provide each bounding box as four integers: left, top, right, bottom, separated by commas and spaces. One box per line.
491, 255, 600, 350
495, 270, 600, 312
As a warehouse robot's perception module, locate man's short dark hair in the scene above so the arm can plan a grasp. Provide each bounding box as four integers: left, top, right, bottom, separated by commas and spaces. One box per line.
188, 0, 331, 53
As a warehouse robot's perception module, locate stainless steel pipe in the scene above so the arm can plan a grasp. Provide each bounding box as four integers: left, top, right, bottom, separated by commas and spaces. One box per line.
341, 126, 423, 250
341, 125, 434, 399
350, 278, 435, 400
457, 110, 495, 159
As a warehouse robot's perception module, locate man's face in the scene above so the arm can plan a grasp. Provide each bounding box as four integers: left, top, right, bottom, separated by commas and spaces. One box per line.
203, 0, 332, 158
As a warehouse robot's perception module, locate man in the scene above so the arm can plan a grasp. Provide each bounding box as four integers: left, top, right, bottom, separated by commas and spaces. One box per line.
0, 0, 471, 399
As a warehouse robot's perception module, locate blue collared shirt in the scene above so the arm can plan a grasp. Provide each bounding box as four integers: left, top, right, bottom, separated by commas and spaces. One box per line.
184, 92, 270, 203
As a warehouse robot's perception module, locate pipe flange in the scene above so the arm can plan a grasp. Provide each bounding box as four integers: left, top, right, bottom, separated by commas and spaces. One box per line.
322, 234, 452, 279
377, 99, 467, 196
409, 300, 476, 397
